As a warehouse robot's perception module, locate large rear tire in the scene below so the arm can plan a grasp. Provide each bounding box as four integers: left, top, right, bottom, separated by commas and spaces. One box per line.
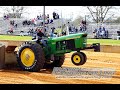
52, 55, 65, 67
16, 42, 45, 72
44, 55, 65, 69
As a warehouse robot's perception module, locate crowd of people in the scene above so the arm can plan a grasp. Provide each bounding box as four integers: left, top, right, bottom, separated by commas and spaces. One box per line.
66, 20, 87, 34
22, 13, 59, 27
6, 20, 18, 34
79, 20, 87, 32
93, 26, 109, 39
19, 12, 60, 36
3, 11, 61, 35
68, 25, 78, 34
36, 14, 53, 25
65, 21, 87, 35
2, 11, 110, 40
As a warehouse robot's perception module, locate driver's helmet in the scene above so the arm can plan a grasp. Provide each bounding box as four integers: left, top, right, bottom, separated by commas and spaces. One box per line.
36, 28, 40, 32
36, 26, 43, 32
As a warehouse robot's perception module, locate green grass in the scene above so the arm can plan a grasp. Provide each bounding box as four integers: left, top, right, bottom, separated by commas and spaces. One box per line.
0, 35, 120, 46
0, 35, 32, 41
87, 39, 120, 46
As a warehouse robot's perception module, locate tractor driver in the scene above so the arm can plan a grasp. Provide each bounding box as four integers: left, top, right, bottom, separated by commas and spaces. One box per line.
35, 28, 47, 47
36, 28, 45, 39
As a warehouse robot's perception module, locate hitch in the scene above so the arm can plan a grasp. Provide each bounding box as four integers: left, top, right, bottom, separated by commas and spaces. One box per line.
85, 43, 100, 52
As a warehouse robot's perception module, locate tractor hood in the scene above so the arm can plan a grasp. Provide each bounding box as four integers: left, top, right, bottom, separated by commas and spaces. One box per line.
50, 33, 87, 42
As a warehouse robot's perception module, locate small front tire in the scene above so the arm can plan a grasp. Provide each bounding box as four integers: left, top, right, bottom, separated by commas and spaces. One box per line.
71, 52, 87, 66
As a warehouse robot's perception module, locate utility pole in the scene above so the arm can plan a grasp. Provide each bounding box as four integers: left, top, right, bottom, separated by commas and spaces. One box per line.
61, 10, 63, 32
85, 15, 86, 23
85, 15, 89, 31
43, 6, 45, 34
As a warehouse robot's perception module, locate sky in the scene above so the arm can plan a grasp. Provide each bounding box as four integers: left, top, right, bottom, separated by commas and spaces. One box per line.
0, 6, 120, 21
21, 6, 89, 20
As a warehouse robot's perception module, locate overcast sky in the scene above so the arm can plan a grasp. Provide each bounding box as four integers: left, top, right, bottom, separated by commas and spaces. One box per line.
21, 6, 120, 21
21, 6, 89, 20
0, 6, 120, 21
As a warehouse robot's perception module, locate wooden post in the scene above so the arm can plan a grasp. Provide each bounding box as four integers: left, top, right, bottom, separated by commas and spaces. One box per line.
0, 44, 5, 69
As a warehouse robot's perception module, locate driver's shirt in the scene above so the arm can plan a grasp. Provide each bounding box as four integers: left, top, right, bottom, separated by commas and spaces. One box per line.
37, 32, 45, 37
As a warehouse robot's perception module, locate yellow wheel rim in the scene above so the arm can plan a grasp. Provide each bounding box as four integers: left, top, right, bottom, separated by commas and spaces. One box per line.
21, 48, 35, 67
73, 55, 81, 63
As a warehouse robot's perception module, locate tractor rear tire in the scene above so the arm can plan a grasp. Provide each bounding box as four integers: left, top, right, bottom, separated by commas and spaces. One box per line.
16, 42, 45, 72
44, 55, 65, 69
71, 52, 87, 66
53, 55, 65, 67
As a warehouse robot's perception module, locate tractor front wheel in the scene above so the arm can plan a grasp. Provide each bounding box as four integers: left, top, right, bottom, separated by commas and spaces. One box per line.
71, 52, 87, 66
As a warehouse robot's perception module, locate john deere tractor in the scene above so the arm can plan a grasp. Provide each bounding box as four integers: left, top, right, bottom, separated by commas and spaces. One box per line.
16, 33, 100, 72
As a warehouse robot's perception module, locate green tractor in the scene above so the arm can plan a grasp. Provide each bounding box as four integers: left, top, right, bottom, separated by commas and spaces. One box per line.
16, 33, 100, 72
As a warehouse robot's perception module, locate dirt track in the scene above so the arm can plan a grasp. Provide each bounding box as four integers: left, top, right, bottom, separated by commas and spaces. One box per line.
0, 51, 120, 84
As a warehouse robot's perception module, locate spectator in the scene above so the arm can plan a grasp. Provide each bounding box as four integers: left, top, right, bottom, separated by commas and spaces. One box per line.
47, 14, 49, 19
3, 14, 9, 20
62, 31, 66, 36
103, 27, 106, 31
75, 27, 78, 33
55, 13, 59, 19
93, 29, 97, 38
45, 26, 48, 32
51, 26, 55, 33
79, 26, 82, 32
50, 19, 53, 23
99, 26, 102, 32
66, 22, 70, 35
101, 29, 105, 38
7, 25, 13, 34
14, 23, 18, 28
31, 18, 35, 25
57, 13, 59, 19
50, 27, 57, 37
10, 20, 14, 26
105, 30, 109, 38
3, 15, 7, 20
6, 14, 9, 20
37, 15, 40, 20
28, 28, 34, 36
53, 12, 56, 19
69, 26, 72, 32
34, 19, 37, 27
39, 14, 42, 20
47, 14, 49, 24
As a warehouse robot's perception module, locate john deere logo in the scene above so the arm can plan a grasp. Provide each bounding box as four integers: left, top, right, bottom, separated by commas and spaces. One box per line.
26, 54, 30, 61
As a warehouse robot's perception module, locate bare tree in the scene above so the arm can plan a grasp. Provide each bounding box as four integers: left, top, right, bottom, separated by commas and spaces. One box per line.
72, 16, 83, 26
87, 6, 113, 23
0, 6, 28, 18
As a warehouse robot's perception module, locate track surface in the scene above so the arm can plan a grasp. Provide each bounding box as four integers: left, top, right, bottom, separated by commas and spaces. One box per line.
0, 51, 120, 84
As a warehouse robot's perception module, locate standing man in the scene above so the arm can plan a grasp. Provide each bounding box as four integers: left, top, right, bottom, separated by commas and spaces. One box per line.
53, 12, 56, 19
66, 22, 70, 35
